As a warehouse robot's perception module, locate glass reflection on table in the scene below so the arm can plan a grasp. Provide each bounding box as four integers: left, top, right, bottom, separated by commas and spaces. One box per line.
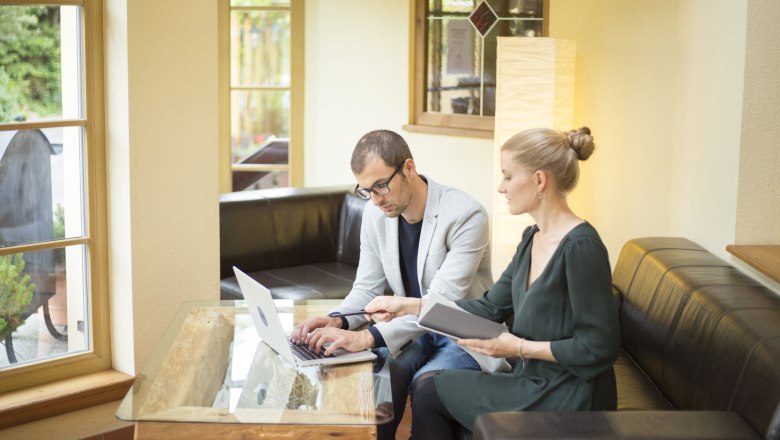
116, 300, 392, 426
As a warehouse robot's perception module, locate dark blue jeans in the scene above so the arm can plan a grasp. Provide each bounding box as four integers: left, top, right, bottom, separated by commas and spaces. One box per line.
377, 333, 480, 440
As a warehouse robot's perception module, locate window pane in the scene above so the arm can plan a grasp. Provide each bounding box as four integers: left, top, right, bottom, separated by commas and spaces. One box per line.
428, 1, 544, 18
232, 169, 288, 192
231, 90, 290, 164
0, 127, 86, 249
429, 0, 473, 15
0, 5, 82, 124
492, 17, 544, 39
231, 0, 290, 6
487, 0, 544, 18
230, 10, 291, 87
426, 17, 483, 115
0, 244, 89, 369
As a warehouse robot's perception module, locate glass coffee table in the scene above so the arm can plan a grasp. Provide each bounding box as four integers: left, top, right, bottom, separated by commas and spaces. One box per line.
116, 299, 392, 439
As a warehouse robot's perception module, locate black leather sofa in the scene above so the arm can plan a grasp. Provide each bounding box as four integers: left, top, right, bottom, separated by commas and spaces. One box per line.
473, 237, 780, 440
219, 186, 367, 300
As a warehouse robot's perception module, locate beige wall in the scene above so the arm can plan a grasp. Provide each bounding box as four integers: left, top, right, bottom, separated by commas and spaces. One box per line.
105, 0, 221, 375
549, 0, 778, 292
549, 0, 742, 261
668, 0, 744, 258
302, 1, 778, 294
733, 0, 780, 288
303, 0, 496, 211
737, 0, 780, 245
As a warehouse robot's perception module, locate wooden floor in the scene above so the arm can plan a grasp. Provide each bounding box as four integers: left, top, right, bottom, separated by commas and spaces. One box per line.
395, 399, 412, 440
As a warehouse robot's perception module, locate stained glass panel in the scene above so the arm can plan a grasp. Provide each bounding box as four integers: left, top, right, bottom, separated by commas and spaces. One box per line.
423, 0, 544, 119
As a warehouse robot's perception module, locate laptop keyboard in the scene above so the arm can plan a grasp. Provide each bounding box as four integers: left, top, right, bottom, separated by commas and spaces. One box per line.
288, 337, 335, 360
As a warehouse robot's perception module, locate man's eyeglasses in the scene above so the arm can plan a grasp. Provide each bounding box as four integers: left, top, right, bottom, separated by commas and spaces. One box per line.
354, 163, 404, 200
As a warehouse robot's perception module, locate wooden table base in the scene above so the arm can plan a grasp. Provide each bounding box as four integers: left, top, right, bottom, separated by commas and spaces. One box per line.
135, 421, 376, 439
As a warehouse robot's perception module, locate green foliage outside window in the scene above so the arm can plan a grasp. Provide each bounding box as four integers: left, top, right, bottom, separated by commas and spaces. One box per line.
53, 204, 66, 266
0, 254, 36, 340
0, 6, 62, 122
53, 204, 65, 239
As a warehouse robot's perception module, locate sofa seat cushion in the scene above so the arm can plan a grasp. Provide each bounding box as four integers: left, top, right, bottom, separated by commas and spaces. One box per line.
615, 349, 673, 411
473, 410, 761, 440
220, 262, 356, 300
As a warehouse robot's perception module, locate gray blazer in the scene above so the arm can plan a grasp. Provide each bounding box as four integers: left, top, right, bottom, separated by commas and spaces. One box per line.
334, 177, 508, 372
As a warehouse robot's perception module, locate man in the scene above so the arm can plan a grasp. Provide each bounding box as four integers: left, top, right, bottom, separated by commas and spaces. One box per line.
291, 129, 503, 438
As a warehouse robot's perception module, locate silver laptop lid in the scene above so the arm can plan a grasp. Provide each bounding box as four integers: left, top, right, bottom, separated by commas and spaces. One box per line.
233, 267, 297, 365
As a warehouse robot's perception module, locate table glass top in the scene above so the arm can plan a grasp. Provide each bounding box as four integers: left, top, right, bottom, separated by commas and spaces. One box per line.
115, 299, 392, 425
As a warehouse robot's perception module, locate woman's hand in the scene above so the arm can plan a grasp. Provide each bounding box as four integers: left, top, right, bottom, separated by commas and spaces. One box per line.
457, 332, 524, 358
364, 296, 422, 322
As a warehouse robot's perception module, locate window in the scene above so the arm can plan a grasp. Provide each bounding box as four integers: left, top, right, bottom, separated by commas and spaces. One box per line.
220, 0, 304, 192
405, 0, 547, 138
0, 1, 109, 392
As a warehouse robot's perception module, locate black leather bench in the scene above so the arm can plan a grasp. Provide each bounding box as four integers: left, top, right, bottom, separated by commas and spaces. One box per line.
219, 186, 367, 300
473, 237, 780, 440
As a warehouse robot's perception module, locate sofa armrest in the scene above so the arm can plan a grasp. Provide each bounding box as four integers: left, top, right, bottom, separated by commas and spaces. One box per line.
473, 411, 761, 440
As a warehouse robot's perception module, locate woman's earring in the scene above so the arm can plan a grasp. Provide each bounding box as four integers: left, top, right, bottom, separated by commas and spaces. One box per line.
537, 191, 543, 200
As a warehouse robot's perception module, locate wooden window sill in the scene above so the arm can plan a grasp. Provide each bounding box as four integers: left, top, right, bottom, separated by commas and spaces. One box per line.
726, 244, 780, 284
403, 123, 494, 139
0, 369, 134, 430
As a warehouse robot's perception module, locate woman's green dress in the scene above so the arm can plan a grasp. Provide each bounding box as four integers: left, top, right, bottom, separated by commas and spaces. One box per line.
435, 222, 620, 429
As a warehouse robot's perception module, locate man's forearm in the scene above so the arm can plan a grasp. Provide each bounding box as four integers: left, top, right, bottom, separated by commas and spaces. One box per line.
361, 329, 375, 348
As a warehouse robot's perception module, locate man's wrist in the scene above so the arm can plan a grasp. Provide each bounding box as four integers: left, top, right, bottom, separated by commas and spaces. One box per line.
361, 329, 375, 349
326, 313, 348, 329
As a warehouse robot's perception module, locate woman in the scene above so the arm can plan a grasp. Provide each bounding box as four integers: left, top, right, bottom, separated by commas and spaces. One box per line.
365, 127, 620, 439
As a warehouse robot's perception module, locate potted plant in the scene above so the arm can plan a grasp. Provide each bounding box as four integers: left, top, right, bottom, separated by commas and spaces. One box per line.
0, 253, 36, 342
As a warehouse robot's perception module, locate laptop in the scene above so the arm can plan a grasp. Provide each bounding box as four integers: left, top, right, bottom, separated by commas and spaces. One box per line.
233, 266, 376, 367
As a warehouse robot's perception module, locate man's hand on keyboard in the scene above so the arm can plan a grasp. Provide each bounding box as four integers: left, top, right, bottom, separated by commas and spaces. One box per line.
290, 316, 343, 344
306, 327, 375, 356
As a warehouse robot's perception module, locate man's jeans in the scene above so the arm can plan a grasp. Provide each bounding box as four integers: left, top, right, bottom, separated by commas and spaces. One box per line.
376, 333, 480, 440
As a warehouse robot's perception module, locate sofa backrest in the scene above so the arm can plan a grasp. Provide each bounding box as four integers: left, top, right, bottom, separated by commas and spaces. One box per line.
336, 192, 366, 267
613, 237, 780, 439
219, 186, 358, 279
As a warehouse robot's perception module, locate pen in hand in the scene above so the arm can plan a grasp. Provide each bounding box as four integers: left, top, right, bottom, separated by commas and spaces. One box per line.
329, 310, 386, 318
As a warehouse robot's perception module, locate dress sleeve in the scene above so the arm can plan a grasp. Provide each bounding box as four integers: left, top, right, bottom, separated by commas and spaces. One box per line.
456, 226, 534, 323
549, 236, 620, 379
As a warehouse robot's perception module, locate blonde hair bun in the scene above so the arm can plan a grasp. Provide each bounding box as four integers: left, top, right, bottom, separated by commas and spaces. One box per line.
566, 127, 595, 161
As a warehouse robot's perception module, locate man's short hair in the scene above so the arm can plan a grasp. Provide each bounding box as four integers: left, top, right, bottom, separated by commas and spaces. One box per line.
351, 130, 413, 174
